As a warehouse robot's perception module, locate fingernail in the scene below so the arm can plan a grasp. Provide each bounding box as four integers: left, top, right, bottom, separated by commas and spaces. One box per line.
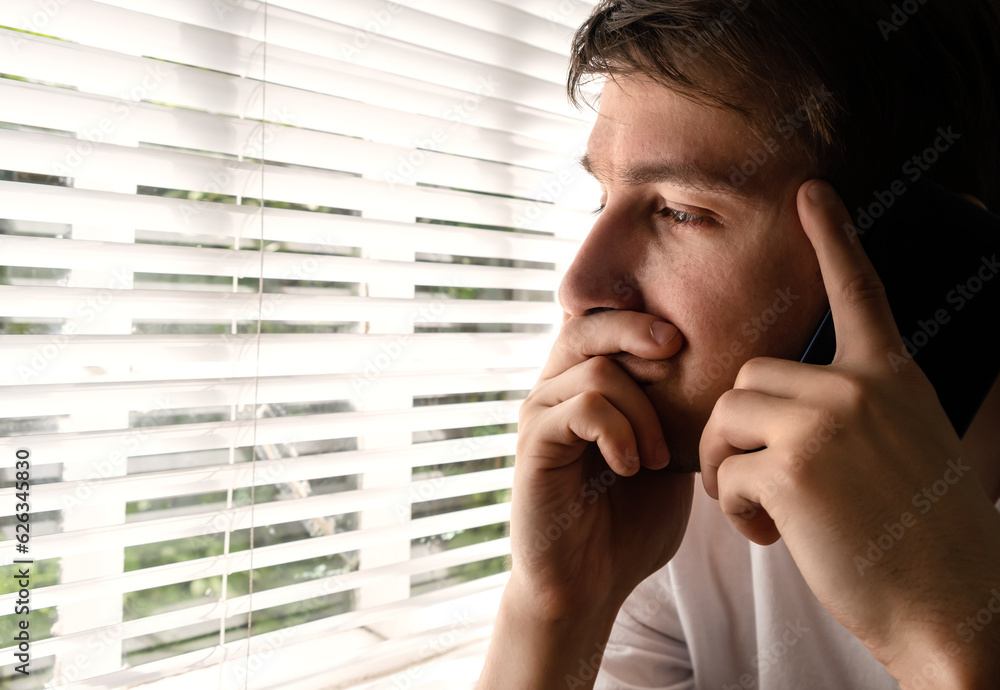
807, 180, 837, 206
650, 321, 679, 346
654, 439, 671, 469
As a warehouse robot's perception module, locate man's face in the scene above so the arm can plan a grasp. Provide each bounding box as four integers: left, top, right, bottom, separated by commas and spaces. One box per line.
559, 76, 830, 472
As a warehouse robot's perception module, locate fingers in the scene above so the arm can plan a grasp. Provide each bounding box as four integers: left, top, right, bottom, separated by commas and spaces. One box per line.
541, 311, 683, 381
710, 449, 783, 546
733, 356, 827, 398
699, 388, 797, 499
532, 355, 671, 470
518, 310, 681, 479
797, 180, 902, 361
533, 391, 641, 476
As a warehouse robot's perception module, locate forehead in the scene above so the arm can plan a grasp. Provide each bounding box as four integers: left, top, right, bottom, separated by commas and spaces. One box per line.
585, 76, 782, 197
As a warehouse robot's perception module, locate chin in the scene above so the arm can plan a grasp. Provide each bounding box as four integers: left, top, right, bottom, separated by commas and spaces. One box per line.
644, 380, 717, 474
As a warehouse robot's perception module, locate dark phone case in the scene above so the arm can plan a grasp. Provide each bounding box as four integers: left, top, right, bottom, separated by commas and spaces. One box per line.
799, 178, 1000, 437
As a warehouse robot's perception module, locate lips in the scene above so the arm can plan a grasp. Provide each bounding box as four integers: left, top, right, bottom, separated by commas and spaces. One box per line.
607, 351, 675, 385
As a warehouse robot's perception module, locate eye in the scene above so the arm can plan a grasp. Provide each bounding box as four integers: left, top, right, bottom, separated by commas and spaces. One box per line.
658, 206, 707, 227
592, 204, 606, 216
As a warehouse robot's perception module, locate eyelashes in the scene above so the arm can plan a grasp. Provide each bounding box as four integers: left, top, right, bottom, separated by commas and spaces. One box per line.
658, 207, 707, 226
591, 203, 708, 227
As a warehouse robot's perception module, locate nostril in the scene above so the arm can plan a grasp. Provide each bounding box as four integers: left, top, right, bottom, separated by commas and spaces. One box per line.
586, 307, 617, 315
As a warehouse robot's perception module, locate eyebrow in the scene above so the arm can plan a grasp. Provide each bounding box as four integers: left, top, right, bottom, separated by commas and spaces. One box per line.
578, 153, 754, 199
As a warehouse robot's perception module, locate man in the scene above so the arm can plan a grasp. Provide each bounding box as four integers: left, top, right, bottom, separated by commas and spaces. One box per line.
477, 1, 1000, 688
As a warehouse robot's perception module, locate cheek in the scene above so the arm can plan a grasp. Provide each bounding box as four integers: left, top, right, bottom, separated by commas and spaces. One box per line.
673, 240, 825, 398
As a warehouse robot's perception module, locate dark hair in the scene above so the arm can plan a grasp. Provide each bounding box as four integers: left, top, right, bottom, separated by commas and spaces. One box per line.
568, 0, 1000, 211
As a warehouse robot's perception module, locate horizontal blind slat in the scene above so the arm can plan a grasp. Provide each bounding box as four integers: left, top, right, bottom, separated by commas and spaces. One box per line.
0, 373, 536, 418
0, 467, 515, 528
0, 128, 588, 233
489, 0, 599, 28
1, 333, 554, 385
0, 572, 508, 672
5, 536, 510, 621
50, 583, 505, 690
0, 434, 518, 511
0, 400, 522, 468
0, 235, 561, 290
0, 286, 559, 324
0, 79, 598, 205
0, 30, 590, 153
0, 182, 585, 260
0, 501, 512, 575
0, 0, 594, 683
268, 0, 568, 84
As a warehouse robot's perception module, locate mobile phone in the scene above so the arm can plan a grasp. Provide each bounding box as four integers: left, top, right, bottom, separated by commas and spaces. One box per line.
799, 177, 1000, 438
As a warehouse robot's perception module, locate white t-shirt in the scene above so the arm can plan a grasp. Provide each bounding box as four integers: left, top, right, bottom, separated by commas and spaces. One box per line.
594, 481, 974, 689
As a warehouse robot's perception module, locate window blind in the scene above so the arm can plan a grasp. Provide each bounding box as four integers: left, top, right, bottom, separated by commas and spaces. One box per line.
0, 0, 598, 688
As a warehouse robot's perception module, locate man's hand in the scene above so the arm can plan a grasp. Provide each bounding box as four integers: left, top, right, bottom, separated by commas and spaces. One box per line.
700, 179, 1000, 688
511, 310, 693, 613
478, 310, 693, 688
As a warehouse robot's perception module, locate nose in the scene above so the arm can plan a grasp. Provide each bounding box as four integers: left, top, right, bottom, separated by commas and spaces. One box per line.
557, 204, 647, 317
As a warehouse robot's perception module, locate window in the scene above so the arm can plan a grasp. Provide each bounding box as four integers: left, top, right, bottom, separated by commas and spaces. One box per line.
0, 1, 597, 687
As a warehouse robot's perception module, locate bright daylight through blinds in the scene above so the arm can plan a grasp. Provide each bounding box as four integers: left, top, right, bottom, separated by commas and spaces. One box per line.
0, 0, 598, 688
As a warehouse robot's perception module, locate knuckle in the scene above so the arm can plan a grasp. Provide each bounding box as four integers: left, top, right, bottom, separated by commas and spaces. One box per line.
715, 455, 735, 486
777, 447, 810, 479
517, 400, 533, 426
715, 388, 743, 418
796, 402, 831, 431
841, 272, 887, 310
584, 355, 619, 387
733, 357, 765, 389
831, 371, 869, 409
574, 389, 607, 417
